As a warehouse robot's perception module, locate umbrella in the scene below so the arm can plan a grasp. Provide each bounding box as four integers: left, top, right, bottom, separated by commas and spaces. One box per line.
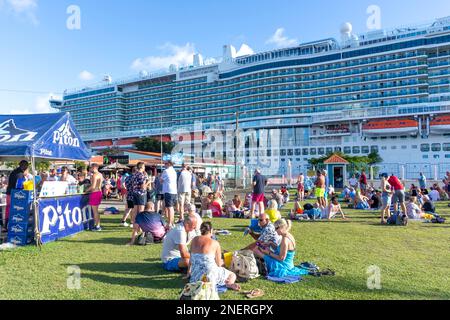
104, 162, 130, 170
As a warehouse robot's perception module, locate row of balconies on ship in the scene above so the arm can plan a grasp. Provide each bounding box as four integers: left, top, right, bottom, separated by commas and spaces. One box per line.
175, 63, 428, 96
172, 82, 428, 110
176, 52, 426, 88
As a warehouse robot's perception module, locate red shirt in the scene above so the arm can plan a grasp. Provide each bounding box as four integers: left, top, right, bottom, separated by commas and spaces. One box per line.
388, 176, 404, 191
359, 173, 367, 185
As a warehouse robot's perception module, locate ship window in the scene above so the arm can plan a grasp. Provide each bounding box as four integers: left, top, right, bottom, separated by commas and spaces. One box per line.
344, 147, 351, 154
443, 143, 450, 152
302, 149, 309, 156
420, 144, 430, 152
400, 136, 408, 139
381, 146, 387, 150
362, 146, 370, 154
352, 147, 360, 154
318, 148, 325, 155
335, 147, 342, 153
310, 148, 317, 155
371, 146, 379, 153
401, 146, 407, 149
411, 145, 418, 149
267, 150, 272, 157
288, 149, 294, 156
326, 148, 333, 154
281, 150, 287, 156
391, 146, 397, 150
423, 155, 429, 159
295, 149, 301, 156
433, 155, 440, 159
432, 144, 441, 152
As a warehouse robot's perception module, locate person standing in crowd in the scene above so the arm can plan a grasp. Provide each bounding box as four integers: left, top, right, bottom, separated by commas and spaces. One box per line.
154, 172, 164, 214
86, 164, 104, 231
131, 162, 149, 223
60, 166, 77, 185
297, 173, 305, 202
161, 160, 178, 229
315, 170, 326, 208
418, 172, 427, 192
161, 215, 198, 273
121, 168, 136, 227
77, 171, 91, 194
349, 174, 359, 191
388, 174, 407, 217
5, 160, 29, 228
177, 163, 193, 215
47, 168, 59, 182
359, 170, 368, 196
250, 168, 267, 219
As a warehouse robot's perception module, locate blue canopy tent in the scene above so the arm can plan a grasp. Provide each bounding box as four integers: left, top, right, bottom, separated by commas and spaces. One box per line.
0, 112, 91, 247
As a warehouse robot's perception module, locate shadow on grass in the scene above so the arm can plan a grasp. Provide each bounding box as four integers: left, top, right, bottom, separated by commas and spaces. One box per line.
308, 275, 450, 300
70, 237, 137, 246
63, 262, 185, 290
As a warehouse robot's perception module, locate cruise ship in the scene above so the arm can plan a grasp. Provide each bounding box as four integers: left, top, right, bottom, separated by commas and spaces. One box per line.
51, 17, 450, 179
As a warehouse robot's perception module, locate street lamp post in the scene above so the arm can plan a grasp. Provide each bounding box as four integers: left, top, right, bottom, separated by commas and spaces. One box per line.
235, 111, 239, 189
160, 115, 163, 169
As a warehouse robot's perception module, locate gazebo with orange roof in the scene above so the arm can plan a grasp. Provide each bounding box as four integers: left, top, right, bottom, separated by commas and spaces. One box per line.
324, 154, 350, 189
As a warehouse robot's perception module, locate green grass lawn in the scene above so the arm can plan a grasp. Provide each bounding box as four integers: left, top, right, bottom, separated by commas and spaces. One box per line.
0, 201, 449, 300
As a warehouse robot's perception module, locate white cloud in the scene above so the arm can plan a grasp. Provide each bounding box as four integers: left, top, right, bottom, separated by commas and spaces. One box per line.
0, 0, 39, 25
131, 43, 196, 72
78, 70, 95, 81
236, 44, 254, 57
7, 0, 37, 12
9, 93, 60, 115
266, 28, 299, 48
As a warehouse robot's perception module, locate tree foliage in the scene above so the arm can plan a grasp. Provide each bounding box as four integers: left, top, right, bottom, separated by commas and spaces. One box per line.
98, 147, 123, 156
134, 137, 175, 154
308, 151, 383, 169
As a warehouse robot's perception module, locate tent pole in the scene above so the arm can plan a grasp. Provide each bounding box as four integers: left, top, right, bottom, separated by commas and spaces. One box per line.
30, 155, 42, 249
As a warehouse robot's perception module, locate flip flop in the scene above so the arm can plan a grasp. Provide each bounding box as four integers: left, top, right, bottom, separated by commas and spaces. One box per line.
245, 289, 264, 299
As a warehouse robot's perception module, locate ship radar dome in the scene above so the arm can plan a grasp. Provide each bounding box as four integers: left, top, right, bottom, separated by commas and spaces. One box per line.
340, 22, 353, 35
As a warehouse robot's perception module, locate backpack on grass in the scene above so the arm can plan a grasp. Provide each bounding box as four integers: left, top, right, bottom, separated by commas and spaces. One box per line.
180, 278, 220, 301
136, 232, 154, 246
230, 250, 259, 280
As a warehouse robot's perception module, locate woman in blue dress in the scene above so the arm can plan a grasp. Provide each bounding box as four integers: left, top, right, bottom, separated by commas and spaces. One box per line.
254, 219, 308, 278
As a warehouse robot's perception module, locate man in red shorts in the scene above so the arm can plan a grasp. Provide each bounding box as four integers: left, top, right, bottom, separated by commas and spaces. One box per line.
250, 168, 268, 219
86, 164, 104, 231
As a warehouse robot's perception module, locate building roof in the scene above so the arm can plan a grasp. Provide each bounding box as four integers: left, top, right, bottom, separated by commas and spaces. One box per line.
122, 149, 162, 157
324, 154, 350, 164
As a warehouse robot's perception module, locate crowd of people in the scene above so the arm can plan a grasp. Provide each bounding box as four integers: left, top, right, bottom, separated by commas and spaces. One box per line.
1, 162, 449, 296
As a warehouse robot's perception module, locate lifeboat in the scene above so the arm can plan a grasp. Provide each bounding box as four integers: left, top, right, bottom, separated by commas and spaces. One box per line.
362, 119, 419, 136
90, 140, 113, 148
430, 115, 450, 134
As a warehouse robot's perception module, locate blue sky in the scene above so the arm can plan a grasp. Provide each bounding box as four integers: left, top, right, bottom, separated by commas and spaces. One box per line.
0, 0, 449, 114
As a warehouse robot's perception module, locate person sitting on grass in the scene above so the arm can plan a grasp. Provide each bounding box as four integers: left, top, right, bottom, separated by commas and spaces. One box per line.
326, 197, 347, 220
243, 213, 281, 253
210, 193, 224, 217
406, 197, 427, 220
355, 191, 370, 210
253, 219, 309, 278
201, 193, 214, 218
161, 215, 198, 273
265, 200, 282, 223
369, 190, 382, 210
421, 196, 436, 214
188, 222, 241, 291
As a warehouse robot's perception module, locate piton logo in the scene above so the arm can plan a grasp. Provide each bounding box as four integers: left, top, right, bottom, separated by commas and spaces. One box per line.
53, 120, 80, 147
0, 119, 38, 143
